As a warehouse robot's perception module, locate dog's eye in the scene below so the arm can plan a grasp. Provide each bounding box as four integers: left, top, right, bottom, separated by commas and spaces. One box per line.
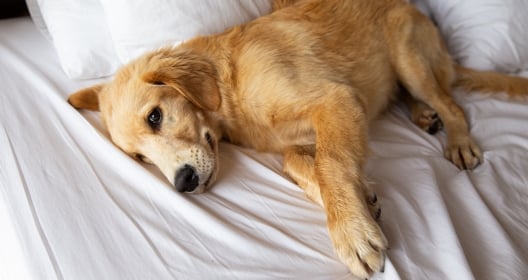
147, 107, 162, 130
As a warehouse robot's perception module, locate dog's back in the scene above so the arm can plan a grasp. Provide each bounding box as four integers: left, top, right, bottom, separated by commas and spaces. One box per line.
205, 0, 405, 127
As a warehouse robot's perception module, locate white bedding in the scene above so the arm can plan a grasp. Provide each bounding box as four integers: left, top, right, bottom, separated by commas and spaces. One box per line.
1, 16, 527, 280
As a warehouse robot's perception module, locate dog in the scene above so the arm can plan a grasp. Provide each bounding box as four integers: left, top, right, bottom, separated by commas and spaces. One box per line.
68, 0, 528, 277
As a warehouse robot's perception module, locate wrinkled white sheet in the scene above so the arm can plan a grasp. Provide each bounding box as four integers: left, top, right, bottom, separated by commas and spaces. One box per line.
1, 17, 527, 280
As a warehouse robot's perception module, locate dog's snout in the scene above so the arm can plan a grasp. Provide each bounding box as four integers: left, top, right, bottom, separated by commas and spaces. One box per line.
174, 164, 199, 192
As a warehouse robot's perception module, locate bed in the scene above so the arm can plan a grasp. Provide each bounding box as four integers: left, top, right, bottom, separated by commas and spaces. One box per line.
1, 1, 527, 279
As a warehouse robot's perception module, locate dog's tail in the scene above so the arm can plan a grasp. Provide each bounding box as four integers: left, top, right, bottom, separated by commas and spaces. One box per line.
454, 65, 528, 100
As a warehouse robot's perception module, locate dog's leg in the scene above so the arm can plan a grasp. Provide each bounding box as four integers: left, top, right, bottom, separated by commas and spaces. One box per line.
403, 93, 443, 134
303, 83, 387, 278
388, 7, 483, 169
283, 145, 382, 221
283, 145, 324, 206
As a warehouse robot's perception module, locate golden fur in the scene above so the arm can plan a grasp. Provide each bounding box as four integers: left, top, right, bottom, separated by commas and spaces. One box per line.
68, 0, 528, 277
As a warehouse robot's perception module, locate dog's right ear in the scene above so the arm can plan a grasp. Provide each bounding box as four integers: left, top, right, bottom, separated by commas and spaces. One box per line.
68, 84, 104, 111
142, 52, 221, 112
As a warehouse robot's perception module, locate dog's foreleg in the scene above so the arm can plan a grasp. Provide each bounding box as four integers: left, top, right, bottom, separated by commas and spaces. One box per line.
283, 145, 382, 221
307, 83, 387, 279
283, 145, 325, 206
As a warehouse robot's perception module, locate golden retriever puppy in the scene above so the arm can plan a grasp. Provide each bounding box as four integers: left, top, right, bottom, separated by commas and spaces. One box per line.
68, 0, 528, 277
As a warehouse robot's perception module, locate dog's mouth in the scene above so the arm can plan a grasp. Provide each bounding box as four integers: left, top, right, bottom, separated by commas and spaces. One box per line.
189, 151, 217, 194
204, 172, 214, 188
202, 131, 217, 189
185, 167, 215, 194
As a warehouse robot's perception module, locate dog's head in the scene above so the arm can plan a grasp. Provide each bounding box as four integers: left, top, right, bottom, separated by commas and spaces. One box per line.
68, 48, 222, 193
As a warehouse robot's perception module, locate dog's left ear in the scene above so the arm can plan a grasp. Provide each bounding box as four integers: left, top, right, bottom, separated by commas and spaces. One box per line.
142, 55, 221, 111
68, 84, 105, 111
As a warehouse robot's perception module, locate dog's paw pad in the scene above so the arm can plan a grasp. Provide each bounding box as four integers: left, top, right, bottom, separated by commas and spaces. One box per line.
424, 113, 443, 134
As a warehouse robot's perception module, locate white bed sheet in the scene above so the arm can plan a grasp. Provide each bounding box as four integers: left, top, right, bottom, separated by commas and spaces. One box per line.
0, 17, 527, 280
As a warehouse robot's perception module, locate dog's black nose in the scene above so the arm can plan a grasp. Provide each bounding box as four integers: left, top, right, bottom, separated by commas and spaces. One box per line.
174, 164, 199, 192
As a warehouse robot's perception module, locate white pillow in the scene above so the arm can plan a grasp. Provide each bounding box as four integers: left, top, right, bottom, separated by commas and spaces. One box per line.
30, 0, 120, 79
25, 0, 51, 41
412, 0, 528, 73
99, 0, 272, 64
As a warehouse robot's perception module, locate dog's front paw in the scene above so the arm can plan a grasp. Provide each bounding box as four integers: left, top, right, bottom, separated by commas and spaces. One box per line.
445, 137, 483, 169
330, 216, 387, 279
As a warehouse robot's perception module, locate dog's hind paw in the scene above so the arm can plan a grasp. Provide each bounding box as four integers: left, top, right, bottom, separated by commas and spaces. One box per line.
412, 107, 443, 134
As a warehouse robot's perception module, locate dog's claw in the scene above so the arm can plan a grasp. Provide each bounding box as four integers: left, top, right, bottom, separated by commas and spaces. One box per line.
370, 194, 378, 204
366, 192, 382, 221
375, 208, 382, 220
445, 137, 483, 170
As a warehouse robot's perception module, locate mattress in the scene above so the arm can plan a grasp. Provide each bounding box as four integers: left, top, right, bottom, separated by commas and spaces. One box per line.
1, 16, 527, 280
